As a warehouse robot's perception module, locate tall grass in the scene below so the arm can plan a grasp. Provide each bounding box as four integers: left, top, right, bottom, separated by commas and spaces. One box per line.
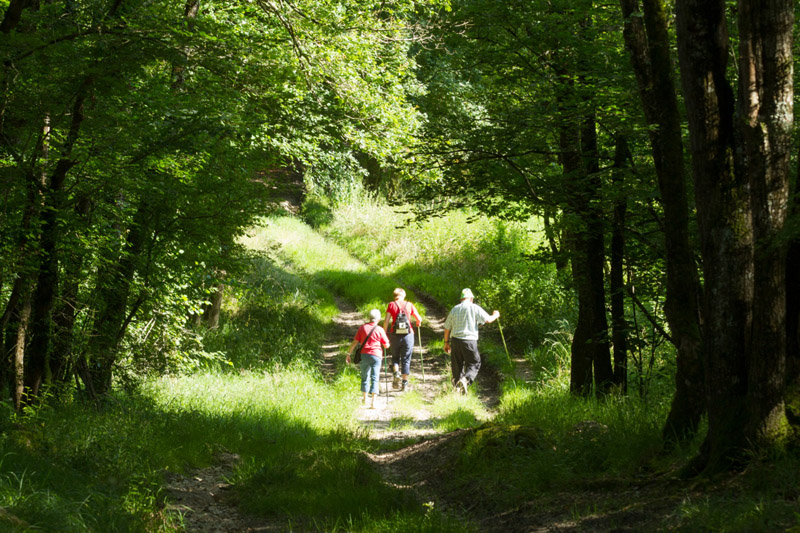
202, 253, 339, 370
243, 215, 428, 320
320, 193, 572, 349
2, 203, 797, 532
0, 219, 473, 531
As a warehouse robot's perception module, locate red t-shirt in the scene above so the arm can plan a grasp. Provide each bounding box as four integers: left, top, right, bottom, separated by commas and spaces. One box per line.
354, 323, 390, 356
385, 300, 420, 333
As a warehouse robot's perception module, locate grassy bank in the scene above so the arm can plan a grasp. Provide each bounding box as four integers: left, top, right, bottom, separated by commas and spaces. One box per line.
312, 195, 573, 350
2, 207, 798, 531
0, 216, 470, 531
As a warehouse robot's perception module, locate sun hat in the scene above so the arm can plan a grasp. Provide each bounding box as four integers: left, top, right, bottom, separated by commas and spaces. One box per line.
460, 288, 474, 300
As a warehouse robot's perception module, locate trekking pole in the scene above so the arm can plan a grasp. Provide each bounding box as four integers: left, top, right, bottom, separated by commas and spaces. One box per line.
417, 324, 426, 383
496, 318, 517, 388
383, 346, 389, 408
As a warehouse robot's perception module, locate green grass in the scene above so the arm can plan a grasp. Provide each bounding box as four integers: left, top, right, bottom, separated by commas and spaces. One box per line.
2, 204, 799, 532
0, 363, 468, 531
243, 215, 428, 321
320, 193, 572, 348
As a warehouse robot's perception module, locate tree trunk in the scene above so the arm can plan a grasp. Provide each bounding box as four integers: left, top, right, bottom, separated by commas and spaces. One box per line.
677, 0, 750, 473
0, 0, 36, 33
561, 116, 593, 395
561, 105, 610, 396
86, 201, 149, 396
12, 295, 31, 410
676, 0, 794, 473
202, 282, 224, 329
581, 111, 613, 392
26, 88, 87, 399
785, 158, 800, 428
543, 208, 568, 272
1, 148, 44, 388
50, 197, 92, 383
611, 135, 629, 392
737, 0, 793, 447
620, 0, 705, 443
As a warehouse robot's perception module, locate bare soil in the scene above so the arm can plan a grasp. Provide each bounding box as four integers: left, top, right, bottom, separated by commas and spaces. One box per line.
163, 291, 509, 531
163, 293, 703, 532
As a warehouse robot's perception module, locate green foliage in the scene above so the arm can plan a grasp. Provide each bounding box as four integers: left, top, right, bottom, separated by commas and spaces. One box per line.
0, 0, 447, 400
323, 194, 572, 348
301, 195, 336, 229
525, 319, 573, 391
201, 254, 339, 370
246, 215, 428, 320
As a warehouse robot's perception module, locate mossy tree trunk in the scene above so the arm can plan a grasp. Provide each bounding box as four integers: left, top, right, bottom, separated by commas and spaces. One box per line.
620, 0, 705, 444
560, 103, 612, 396
25, 84, 88, 399
676, 0, 794, 472
738, 0, 793, 447
610, 135, 629, 392
86, 201, 150, 397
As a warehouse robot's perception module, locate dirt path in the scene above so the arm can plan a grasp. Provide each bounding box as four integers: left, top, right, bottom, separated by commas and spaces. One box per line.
321, 292, 505, 442
163, 290, 508, 531
324, 294, 450, 443
163, 453, 282, 532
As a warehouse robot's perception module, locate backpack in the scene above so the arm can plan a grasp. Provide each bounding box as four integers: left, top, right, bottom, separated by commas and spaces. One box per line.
393, 303, 411, 334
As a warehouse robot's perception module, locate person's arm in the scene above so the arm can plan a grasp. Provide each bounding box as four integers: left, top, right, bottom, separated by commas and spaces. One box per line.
380, 328, 391, 349
383, 304, 392, 331
485, 310, 500, 323
346, 339, 359, 363
412, 305, 423, 330
443, 310, 453, 353
347, 326, 365, 362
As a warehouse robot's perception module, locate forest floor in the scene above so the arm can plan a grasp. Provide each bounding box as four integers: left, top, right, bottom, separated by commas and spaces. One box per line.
163, 292, 733, 532
163, 290, 507, 531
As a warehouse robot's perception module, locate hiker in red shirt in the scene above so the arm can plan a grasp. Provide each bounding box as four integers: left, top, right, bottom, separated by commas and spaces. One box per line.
383, 288, 423, 391
347, 309, 390, 408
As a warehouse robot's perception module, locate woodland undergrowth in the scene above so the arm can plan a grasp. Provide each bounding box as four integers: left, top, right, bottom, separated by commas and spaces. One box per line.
0, 201, 798, 531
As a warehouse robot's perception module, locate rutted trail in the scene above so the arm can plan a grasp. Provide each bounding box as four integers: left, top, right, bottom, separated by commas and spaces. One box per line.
162, 289, 503, 532
323, 292, 450, 443
322, 290, 503, 443
162, 214, 511, 530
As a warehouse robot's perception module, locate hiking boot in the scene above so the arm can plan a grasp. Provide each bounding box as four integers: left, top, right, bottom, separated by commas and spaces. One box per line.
392, 373, 401, 390
401, 380, 409, 391
455, 377, 468, 395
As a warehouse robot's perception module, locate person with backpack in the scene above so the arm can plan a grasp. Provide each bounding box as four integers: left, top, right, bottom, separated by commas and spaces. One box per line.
347, 309, 391, 408
383, 288, 423, 391
443, 288, 500, 394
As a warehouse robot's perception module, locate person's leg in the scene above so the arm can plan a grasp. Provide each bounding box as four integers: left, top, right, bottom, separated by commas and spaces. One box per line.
359, 358, 370, 400
400, 332, 413, 389
365, 355, 380, 408
450, 339, 466, 386
461, 339, 481, 385
389, 334, 402, 389
369, 355, 381, 395
373, 356, 383, 407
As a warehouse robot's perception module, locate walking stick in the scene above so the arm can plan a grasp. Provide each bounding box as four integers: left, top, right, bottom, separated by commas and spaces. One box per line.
417, 323, 426, 383
383, 346, 389, 407
496, 318, 517, 388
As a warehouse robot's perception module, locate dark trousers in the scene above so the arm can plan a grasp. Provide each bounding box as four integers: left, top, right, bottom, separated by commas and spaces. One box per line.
450, 338, 481, 385
390, 332, 414, 375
